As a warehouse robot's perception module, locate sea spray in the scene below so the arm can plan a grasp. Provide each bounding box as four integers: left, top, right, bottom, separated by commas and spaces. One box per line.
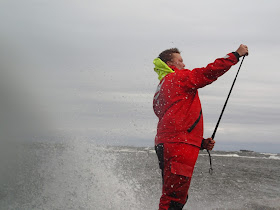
0, 139, 141, 210
36, 139, 142, 210
1, 142, 279, 209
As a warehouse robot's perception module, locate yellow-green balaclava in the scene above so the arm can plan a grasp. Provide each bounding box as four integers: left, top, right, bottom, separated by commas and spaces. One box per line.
153, 58, 175, 81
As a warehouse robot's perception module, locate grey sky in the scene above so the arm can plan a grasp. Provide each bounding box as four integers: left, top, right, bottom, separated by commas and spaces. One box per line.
0, 0, 279, 153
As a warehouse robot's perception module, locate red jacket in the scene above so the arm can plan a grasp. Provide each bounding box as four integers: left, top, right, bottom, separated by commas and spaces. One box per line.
153, 53, 239, 147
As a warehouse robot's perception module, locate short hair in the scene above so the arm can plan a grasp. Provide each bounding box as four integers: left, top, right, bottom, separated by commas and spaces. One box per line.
158, 48, 181, 63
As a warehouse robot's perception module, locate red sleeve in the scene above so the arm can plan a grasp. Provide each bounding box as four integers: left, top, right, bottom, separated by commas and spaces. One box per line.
177, 53, 239, 89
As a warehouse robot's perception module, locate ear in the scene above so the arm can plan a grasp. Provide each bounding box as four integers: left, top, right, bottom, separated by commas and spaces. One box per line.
166, 61, 172, 66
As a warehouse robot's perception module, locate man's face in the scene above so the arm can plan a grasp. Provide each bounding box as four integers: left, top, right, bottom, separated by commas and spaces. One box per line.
167, 53, 185, 70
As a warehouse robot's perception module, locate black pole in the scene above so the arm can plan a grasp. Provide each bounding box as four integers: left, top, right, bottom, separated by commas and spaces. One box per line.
211, 56, 246, 139
208, 56, 246, 174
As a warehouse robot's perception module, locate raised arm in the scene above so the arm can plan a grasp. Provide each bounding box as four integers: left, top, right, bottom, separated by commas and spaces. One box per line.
178, 44, 249, 89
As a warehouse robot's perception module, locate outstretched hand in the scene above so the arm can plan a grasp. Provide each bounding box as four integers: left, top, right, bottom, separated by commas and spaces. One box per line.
236, 44, 249, 57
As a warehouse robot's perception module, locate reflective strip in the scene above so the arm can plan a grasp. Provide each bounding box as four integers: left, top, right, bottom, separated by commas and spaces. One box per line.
187, 110, 202, 133
154, 78, 165, 101
223, 54, 230, 59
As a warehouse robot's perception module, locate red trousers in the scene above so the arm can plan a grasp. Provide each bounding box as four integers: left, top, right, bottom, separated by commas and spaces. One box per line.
155, 143, 200, 210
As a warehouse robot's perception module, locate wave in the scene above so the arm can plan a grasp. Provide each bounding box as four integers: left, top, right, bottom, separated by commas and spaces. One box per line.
98, 146, 280, 161
268, 155, 280, 160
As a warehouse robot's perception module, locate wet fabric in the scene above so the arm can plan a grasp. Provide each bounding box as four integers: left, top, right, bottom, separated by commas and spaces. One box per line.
153, 53, 239, 148
155, 143, 200, 210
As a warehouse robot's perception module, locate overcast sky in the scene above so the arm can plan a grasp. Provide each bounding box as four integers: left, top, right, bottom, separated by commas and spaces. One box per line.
0, 0, 279, 153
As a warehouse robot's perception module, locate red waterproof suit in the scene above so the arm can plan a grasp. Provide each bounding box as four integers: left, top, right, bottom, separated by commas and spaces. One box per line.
153, 53, 239, 147
153, 52, 239, 210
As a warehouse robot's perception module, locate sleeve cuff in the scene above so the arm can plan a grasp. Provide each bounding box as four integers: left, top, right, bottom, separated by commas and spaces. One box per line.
232, 51, 240, 61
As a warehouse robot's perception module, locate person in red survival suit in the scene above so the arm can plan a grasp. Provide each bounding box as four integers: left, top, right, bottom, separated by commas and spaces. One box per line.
153, 44, 249, 210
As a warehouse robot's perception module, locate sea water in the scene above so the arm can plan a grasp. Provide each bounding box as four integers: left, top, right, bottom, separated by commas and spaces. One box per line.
0, 140, 279, 210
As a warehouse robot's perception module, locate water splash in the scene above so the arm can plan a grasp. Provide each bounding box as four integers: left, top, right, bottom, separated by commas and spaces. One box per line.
0, 139, 141, 210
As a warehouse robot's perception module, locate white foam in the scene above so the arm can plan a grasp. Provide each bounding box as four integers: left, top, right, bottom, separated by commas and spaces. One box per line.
31, 140, 141, 210
118, 148, 138, 153
261, 152, 278, 156
199, 153, 241, 158
199, 153, 280, 161
211, 154, 240, 157
268, 155, 280, 160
